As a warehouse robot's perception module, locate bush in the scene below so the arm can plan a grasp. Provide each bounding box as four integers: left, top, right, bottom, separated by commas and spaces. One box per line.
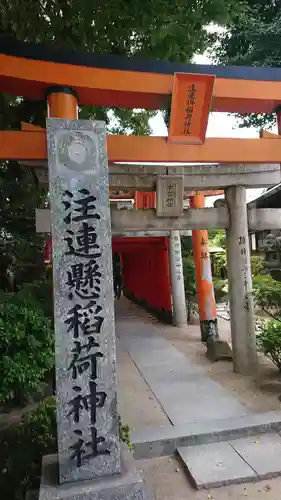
16, 279, 53, 320
212, 252, 227, 279
0, 398, 132, 500
0, 397, 57, 500
213, 278, 228, 302
0, 297, 54, 405
253, 274, 281, 317
251, 255, 264, 276
118, 416, 133, 450
183, 257, 196, 294
256, 319, 281, 371
183, 257, 197, 321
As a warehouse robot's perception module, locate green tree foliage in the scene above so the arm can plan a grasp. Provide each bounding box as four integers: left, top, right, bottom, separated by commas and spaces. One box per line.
0, 0, 246, 135
253, 274, 281, 319
210, 0, 281, 129
1, 0, 244, 60
0, 162, 47, 282
257, 319, 281, 371
181, 236, 197, 320
251, 255, 264, 276
0, 295, 54, 404
213, 277, 228, 301
208, 229, 226, 249
16, 279, 54, 320
183, 257, 197, 321
0, 397, 57, 500
181, 235, 193, 256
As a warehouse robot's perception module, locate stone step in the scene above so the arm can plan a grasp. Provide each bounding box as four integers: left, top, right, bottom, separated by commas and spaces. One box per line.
177, 432, 281, 490
132, 410, 281, 459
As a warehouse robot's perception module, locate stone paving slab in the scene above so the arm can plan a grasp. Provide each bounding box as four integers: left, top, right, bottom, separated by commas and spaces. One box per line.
230, 433, 281, 480
166, 398, 250, 425
177, 442, 257, 490
131, 411, 281, 459
154, 378, 245, 403
177, 432, 281, 489
116, 319, 251, 426
142, 364, 203, 384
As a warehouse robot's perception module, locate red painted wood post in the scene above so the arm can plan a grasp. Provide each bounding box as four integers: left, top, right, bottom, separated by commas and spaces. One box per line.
190, 193, 218, 341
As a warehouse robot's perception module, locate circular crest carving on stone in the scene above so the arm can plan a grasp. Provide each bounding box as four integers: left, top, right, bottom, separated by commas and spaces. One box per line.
57, 132, 97, 172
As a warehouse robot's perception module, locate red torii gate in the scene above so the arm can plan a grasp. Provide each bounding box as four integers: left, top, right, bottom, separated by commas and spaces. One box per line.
2, 37, 280, 333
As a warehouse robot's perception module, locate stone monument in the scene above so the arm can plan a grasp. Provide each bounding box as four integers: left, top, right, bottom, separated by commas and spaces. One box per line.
39, 118, 153, 500
262, 231, 281, 281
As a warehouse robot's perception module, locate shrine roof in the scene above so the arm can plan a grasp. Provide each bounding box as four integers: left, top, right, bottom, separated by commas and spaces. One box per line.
248, 183, 281, 209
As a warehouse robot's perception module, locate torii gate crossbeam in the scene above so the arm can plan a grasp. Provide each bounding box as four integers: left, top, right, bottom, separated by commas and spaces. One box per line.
1, 130, 281, 164
1, 36, 281, 113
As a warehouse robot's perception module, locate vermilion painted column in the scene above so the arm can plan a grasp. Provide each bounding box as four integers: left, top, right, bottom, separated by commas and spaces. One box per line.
46, 86, 78, 392
47, 87, 78, 119
190, 193, 218, 342
46, 87, 78, 319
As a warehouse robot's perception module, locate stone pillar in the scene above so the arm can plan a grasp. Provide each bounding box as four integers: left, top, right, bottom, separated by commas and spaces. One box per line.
190, 194, 218, 342
168, 230, 187, 327
40, 113, 153, 500
47, 118, 120, 483
225, 186, 257, 375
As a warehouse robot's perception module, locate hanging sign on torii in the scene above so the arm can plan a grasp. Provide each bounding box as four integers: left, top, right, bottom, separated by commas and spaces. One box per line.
168, 73, 215, 145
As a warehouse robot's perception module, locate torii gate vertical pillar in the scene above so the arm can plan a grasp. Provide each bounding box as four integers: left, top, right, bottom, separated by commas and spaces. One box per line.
46, 88, 79, 316
190, 194, 218, 342
169, 230, 187, 327
47, 87, 78, 119
225, 186, 257, 375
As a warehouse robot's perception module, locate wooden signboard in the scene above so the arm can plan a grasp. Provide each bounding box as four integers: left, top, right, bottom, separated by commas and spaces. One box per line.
168, 73, 215, 145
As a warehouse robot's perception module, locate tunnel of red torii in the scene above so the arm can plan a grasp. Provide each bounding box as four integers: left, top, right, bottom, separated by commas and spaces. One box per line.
2, 36, 281, 375
44, 232, 173, 320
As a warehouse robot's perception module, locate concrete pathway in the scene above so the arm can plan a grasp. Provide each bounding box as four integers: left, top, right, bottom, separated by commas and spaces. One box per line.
115, 299, 250, 426
115, 298, 281, 493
